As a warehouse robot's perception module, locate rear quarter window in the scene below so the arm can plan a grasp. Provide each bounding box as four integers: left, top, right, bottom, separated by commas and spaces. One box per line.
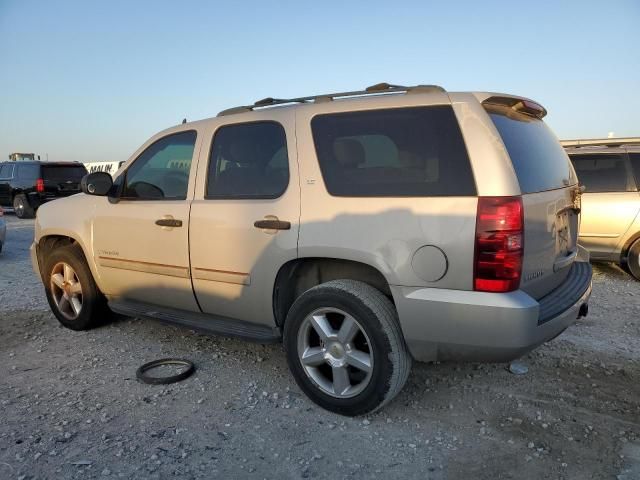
488, 108, 573, 194
311, 106, 476, 197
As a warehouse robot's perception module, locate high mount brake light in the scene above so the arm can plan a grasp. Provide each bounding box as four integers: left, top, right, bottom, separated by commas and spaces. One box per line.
474, 196, 524, 293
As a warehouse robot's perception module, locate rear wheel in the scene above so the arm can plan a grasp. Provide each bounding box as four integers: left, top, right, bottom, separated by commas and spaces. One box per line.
625, 239, 640, 281
44, 244, 113, 330
13, 194, 35, 219
284, 279, 411, 416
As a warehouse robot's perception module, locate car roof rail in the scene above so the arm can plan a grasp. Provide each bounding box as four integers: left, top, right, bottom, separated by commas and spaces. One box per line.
561, 137, 640, 148
217, 83, 446, 116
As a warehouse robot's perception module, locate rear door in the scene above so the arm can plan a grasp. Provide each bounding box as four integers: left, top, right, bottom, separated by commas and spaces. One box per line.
487, 106, 580, 299
189, 115, 300, 326
568, 152, 639, 259
41, 164, 87, 199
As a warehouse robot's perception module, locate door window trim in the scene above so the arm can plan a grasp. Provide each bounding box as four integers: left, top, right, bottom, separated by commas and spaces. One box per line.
204, 120, 290, 200
117, 129, 198, 202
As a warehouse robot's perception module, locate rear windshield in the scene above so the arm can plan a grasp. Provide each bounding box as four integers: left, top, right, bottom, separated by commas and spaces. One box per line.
41, 165, 87, 182
311, 106, 476, 197
488, 108, 574, 193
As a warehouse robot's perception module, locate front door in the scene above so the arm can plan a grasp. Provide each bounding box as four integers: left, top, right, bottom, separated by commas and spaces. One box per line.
189, 115, 300, 326
91, 129, 202, 311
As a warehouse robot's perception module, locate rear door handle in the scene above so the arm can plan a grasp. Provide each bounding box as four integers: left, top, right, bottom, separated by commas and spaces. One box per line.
254, 219, 291, 230
155, 218, 183, 228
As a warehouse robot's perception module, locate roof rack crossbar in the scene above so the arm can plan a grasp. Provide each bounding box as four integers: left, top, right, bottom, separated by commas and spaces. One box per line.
217, 83, 446, 116
561, 137, 640, 148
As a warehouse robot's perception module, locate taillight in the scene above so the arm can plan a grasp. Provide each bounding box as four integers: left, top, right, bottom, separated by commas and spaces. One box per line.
474, 196, 524, 293
36, 178, 45, 193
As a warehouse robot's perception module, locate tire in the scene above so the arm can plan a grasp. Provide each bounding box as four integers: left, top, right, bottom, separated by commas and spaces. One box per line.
13, 194, 35, 219
43, 243, 113, 330
625, 239, 640, 281
283, 279, 411, 416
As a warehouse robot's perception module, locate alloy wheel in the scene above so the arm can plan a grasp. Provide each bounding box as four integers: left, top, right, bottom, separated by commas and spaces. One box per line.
297, 307, 374, 398
50, 262, 83, 320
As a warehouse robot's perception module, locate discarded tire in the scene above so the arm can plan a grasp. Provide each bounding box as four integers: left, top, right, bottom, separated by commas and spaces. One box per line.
136, 358, 195, 385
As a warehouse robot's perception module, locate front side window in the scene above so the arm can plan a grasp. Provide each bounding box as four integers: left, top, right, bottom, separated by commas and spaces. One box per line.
310, 106, 476, 197
570, 154, 636, 193
123, 131, 196, 200
206, 122, 289, 199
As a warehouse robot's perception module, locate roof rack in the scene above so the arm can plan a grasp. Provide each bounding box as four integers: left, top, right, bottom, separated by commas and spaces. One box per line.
561, 137, 640, 148
217, 83, 446, 116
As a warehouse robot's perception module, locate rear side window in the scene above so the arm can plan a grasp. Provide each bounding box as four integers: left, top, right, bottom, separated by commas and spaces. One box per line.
629, 153, 640, 187
311, 106, 476, 197
206, 122, 289, 199
0, 164, 14, 179
18, 164, 40, 179
41, 165, 87, 182
488, 108, 573, 193
569, 154, 637, 193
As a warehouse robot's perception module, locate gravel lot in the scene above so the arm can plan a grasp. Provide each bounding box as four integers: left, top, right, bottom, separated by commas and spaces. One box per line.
1, 213, 639, 479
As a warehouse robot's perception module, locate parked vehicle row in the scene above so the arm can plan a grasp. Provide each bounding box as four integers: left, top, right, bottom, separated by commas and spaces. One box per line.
31, 83, 592, 415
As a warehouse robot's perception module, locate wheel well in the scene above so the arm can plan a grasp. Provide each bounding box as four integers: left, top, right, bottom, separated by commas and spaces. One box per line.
272, 258, 392, 327
36, 235, 80, 279
620, 231, 640, 264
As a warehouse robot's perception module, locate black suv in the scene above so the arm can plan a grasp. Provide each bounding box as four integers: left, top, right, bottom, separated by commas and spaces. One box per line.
0, 161, 88, 218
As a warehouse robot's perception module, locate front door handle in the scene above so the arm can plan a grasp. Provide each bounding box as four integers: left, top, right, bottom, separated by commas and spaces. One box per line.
254, 219, 291, 230
155, 218, 183, 228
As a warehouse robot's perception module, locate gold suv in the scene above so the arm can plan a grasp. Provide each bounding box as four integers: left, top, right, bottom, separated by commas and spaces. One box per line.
31, 84, 592, 415
563, 138, 640, 280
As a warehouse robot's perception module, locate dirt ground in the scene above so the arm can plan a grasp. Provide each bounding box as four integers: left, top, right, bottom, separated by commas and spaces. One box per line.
1, 214, 639, 479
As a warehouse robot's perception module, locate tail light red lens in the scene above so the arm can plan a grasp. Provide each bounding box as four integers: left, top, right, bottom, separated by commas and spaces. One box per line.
36, 178, 45, 193
474, 196, 524, 293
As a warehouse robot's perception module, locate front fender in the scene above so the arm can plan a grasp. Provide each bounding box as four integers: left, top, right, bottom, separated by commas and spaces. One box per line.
34, 195, 102, 288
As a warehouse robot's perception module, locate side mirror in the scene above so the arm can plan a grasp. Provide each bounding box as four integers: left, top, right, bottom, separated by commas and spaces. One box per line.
81, 172, 113, 196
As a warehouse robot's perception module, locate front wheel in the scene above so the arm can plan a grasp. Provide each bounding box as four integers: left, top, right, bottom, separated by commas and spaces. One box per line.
284, 279, 411, 416
44, 244, 113, 330
625, 239, 640, 281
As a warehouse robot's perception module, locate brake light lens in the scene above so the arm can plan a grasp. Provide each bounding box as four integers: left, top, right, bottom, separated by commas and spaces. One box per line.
36, 178, 45, 193
474, 196, 524, 293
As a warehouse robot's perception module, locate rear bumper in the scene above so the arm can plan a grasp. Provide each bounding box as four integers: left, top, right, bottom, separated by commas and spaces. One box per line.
392, 256, 592, 363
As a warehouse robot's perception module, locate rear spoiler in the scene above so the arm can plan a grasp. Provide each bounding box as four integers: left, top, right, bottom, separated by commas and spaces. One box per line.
561, 137, 640, 148
482, 96, 547, 119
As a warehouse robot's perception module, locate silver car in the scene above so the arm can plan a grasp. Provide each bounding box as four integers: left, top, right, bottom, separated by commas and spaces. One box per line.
564, 138, 640, 280
31, 83, 592, 415
0, 206, 6, 253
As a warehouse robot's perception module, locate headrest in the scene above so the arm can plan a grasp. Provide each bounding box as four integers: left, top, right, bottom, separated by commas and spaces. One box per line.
228, 141, 259, 166
333, 138, 365, 168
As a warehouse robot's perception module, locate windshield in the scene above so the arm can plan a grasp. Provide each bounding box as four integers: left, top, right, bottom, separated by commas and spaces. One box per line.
487, 107, 575, 193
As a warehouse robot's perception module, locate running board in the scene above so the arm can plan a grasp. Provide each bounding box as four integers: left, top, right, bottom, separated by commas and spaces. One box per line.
108, 300, 281, 343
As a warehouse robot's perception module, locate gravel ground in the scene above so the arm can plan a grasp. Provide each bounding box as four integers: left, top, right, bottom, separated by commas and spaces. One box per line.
1, 213, 639, 479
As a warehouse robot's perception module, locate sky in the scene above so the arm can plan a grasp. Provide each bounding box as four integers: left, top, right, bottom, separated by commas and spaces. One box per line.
1, 0, 638, 163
